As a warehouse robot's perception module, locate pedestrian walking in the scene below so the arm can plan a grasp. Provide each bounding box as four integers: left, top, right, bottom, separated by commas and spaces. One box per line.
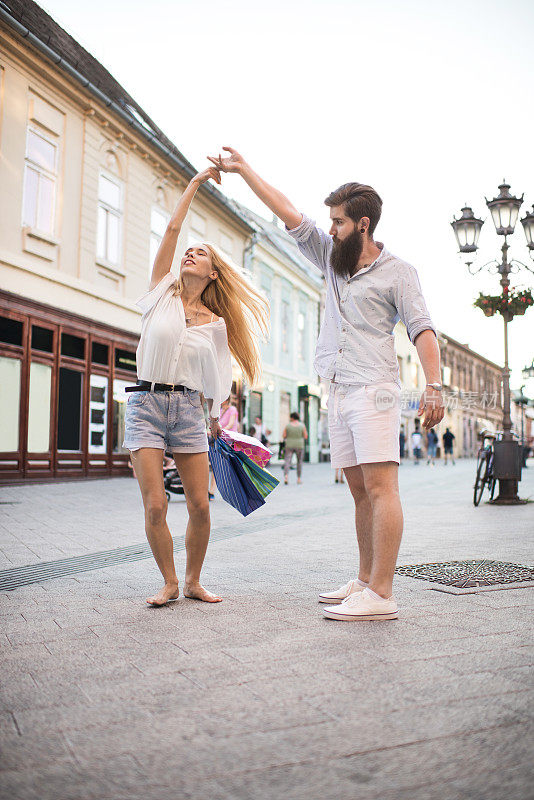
426, 428, 438, 465
399, 427, 406, 463
210, 146, 444, 621
411, 429, 423, 464
443, 427, 456, 465
282, 412, 308, 484
123, 166, 269, 606
335, 468, 345, 484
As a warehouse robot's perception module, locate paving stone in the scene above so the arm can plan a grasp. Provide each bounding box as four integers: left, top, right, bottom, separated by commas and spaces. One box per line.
1, 459, 533, 799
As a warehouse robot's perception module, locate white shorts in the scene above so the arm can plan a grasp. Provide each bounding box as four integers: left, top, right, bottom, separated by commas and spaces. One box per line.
328, 381, 401, 469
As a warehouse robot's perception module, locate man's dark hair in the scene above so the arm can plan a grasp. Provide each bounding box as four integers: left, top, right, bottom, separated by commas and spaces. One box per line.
325, 183, 383, 236
290, 412, 300, 421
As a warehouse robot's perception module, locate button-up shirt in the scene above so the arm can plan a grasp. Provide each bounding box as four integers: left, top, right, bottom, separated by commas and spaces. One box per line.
136, 272, 232, 417
287, 214, 437, 387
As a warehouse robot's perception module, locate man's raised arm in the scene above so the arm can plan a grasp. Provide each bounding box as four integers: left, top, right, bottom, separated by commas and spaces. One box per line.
208, 147, 303, 230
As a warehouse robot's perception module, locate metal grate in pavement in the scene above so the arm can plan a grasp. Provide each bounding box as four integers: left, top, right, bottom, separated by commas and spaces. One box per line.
395, 559, 534, 589
0, 509, 312, 591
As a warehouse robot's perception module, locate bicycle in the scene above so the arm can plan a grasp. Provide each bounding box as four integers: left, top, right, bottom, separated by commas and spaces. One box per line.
473, 430, 498, 506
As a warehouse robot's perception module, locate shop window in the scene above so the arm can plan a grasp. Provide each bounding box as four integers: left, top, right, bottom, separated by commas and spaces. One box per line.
0, 317, 23, 347
115, 348, 137, 373
88, 374, 107, 454
0, 357, 21, 451
112, 379, 130, 454
91, 341, 109, 366
31, 325, 54, 353
27, 362, 52, 452
61, 332, 85, 360
57, 368, 82, 450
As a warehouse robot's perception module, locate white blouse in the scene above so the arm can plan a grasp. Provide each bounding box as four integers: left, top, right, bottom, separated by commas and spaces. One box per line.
135, 272, 233, 418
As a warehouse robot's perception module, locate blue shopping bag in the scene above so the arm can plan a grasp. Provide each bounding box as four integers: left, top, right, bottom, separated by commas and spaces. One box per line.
208, 437, 265, 517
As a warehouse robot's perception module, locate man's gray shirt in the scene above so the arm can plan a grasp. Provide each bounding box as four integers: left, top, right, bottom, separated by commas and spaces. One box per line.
287, 214, 437, 387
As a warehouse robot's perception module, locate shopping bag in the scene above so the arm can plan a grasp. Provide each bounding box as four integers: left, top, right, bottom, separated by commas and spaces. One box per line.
220, 429, 271, 468
208, 437, 265, 517
234, 451, 279, 499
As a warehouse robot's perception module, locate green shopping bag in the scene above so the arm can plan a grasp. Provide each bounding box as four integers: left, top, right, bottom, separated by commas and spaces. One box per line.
234, 450, 279, 499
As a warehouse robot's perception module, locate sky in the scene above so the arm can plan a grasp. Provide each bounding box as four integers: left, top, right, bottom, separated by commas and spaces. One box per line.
40, 0, 534, 392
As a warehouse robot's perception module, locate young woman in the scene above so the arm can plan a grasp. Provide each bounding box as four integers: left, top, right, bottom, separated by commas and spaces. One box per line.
282, 412, 308, 485
124, 167, 269, 606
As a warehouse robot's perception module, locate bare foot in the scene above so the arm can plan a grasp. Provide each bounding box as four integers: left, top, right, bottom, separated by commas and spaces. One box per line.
146, 581, 180, 607
183, 582, 222, 603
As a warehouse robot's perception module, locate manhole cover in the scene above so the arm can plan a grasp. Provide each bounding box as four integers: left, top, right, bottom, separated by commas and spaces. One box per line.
395, 559, 534, 588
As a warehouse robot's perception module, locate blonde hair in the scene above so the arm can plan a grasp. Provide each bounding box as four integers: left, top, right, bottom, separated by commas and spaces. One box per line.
176, 244, 269, 386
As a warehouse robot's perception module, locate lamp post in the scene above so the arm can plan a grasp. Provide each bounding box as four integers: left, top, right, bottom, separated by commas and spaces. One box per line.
451, 181, 534, 504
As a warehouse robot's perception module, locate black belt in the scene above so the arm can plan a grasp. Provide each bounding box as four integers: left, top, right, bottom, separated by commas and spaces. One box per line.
125, 380, 188, 393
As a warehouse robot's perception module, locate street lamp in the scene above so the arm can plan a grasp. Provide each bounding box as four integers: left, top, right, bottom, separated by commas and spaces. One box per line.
522, 360, 534, 380
521, 205, 534, 257
451, 180, 534, 504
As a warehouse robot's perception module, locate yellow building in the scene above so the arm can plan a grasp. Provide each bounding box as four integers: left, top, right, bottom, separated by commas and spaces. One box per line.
0, 2, 254, 482
395, 323, 503, 458
232, 204, 323, 461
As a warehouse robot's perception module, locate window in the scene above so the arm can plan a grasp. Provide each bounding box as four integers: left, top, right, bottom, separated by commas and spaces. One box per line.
297, 311, 306, 362
219, 231, 233, 256
97, 173, 123, 266
88, 374, 108, 454
188, 211, 206, 248
260, 269, 273, 363
112, 379, 130, 454
22, 127, 57, 234
61, 332, 85, 360
281, 300, 290, 354
31, 326, 54, 353
91, 342, 109, 365
27, 363, 52, 452
149, 207, 169, 275
0, 357, 21, 451
57, 368, 82, 451
115, 348, 137, 373
0, 317, 23, 347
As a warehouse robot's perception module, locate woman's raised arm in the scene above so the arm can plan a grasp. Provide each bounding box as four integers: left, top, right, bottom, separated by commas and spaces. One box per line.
149, 166, 221, 290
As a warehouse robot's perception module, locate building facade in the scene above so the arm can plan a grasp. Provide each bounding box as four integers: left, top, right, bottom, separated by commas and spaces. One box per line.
395, 324, 503, 458
233, 205, 323, 462
0, 3, 254, 483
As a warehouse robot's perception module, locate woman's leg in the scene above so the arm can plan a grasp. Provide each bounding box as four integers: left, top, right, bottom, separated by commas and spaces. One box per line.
296, 448, 304, 483
283, 447, 292, 482
173, 451, 222, 603
130, 447, 179, 606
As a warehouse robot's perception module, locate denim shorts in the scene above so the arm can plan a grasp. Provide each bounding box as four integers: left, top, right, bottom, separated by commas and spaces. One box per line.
123, 389, 208, 453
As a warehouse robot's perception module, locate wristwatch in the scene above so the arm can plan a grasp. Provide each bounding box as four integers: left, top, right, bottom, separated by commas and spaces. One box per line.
426, 383, 443, 391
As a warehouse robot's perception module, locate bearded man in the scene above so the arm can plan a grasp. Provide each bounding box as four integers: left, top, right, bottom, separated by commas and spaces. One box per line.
210, 147, 444, 621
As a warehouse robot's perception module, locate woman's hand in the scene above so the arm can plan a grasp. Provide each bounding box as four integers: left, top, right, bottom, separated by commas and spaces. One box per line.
209, 417, 223, 438
191, 166, 222, 186
208, 147, 245, 174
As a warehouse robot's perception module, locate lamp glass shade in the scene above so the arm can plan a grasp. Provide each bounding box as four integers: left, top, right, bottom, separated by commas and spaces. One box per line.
521, 206, 534, 250
451, 206, 483, 253
486, 182, 523, 236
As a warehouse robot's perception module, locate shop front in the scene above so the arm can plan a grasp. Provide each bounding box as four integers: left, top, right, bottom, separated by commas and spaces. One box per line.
0, 291, 140, 483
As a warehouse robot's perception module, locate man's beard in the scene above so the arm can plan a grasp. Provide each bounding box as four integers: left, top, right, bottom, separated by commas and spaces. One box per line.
331, 228, 364, 278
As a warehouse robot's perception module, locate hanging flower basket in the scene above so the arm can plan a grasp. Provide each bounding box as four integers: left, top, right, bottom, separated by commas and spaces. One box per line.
474, 289, 533, 319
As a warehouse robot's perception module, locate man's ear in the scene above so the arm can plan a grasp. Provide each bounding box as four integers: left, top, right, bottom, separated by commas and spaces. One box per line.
359, 216, 370, 233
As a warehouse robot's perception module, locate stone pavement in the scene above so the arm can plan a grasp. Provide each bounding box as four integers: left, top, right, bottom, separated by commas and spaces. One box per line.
0, 458, 533, 800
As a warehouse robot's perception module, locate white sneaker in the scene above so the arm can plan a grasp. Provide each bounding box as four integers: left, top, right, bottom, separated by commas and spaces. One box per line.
323, 587, 399, 621
318, 579, 365, 604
